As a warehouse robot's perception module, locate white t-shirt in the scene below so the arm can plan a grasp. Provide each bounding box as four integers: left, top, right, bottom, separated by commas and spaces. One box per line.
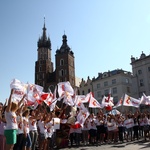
17, 116, 23, 134
23, 117, 30, 134
124, 118, 134, 129
45, 121, 54, 138
5, 111, 18, 130
143, 117, 148, 126
29, 116, 37, 131
38, 120, 47, 135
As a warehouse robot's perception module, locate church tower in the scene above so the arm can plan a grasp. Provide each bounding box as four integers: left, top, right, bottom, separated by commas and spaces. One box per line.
55, 34, 75, 88
35, 18, 54, 90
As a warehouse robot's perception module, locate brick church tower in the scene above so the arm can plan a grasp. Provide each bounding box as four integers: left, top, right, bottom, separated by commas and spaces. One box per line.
35, 19, 75, 92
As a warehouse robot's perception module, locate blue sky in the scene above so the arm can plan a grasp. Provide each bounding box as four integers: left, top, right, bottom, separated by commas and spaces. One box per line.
1, 0, 150, 103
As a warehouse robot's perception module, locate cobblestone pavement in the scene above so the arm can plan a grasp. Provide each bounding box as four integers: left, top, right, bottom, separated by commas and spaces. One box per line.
56, 139, 150, 150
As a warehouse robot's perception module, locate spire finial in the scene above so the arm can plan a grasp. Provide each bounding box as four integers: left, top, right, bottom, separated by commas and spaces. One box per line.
44, 16, 46, 28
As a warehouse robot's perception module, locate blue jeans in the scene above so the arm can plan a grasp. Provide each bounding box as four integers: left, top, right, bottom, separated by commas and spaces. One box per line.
29, 130, 38, 150
23, 133, 32, 148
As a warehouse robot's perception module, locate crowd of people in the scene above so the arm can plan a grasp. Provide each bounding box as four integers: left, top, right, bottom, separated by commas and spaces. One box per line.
0, 89, 150, 150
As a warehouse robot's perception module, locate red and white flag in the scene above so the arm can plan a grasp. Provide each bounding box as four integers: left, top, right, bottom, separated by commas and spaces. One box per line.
74, 95, 85, 106
63, 92, 74, 106
101, 89, 114, 107
89, 93, 102, 108
10, 79, 27, 102
57, 81, 74, 97
76, 107, 90, 127
49, 87, 58, 111
140, 93, 150, 105
123, 94, 140, 108
26, 83, 43, 106
101, 95, 114, 108
113, 95, 123, 108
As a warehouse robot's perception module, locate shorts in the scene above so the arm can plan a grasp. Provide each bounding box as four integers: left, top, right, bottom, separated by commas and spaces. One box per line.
40, 133, 47, 140
4, 129, 17, 144
23, 133, 32, 147
89, 129, 97, 137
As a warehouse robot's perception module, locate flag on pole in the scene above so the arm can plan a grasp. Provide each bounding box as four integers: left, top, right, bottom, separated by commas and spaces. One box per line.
89, 93, 102, 108
113, 95, 123, 108
140, 93, 150, 105
123, 94, 140, 108
57, 81, 74, 97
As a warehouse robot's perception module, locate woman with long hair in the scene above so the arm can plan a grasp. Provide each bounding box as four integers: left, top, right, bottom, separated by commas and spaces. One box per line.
4, 89, 19, 150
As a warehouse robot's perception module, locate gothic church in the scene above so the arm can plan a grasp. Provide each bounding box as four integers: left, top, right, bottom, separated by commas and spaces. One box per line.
35, 20, 75, 92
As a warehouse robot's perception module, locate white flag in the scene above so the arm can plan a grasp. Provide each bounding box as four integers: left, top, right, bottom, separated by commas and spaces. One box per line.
57, 81, 74, 97
10, 79, 27, 101
140, 93, 150, 105
123, 94, 140, 108
89, 93, 102, 108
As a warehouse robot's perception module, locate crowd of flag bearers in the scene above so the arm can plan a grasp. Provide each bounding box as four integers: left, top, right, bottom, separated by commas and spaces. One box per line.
0, 79, 150, 150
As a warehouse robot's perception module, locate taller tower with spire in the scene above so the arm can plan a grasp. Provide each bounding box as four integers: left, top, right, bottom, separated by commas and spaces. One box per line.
35, 18, 54, 90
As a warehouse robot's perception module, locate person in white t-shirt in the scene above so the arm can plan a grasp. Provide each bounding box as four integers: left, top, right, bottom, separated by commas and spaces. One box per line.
29, 109, 40, 150
13, 104, 24, 150
142, 113, 149, 141
22, 109, 32, 150
123, 114, 134, 142
37, 112, 47, 150
4, 89, 21, 150
82, 118, 89, 145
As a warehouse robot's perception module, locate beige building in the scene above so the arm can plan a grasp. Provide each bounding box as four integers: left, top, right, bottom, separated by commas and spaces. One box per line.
92, 70, 132, 103
75, 76, 82, 87
131, 52, 150, 111
78, 76, 93, 95
92, 69, 133, 113
131, 52, 150, 98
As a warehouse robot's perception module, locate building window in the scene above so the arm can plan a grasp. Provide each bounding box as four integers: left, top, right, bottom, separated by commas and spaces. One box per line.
88, 89, 90, 93
125, 78, 129, 83
138, 69, 142, 75
104, 81, 108, 87
112, 79, 116, 84
97, 83, 100, 89
39, 74, 42, 79
97, 91, 101, 98
60, 59, 64, 66
127, 87, 130, 93
104, 89, 109, 95
112, 87, 117, 94
139, 79, 144, 86
113, 96, 118, 105
148, 67, 150, 72
59, 69, 64, 76
40, 54, 42, 59
82, 90, 85, 95
39, 66, 42, 72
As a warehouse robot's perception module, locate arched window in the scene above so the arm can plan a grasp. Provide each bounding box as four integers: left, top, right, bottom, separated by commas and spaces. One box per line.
59, 69, 64, 76
60, 59, 64, 66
